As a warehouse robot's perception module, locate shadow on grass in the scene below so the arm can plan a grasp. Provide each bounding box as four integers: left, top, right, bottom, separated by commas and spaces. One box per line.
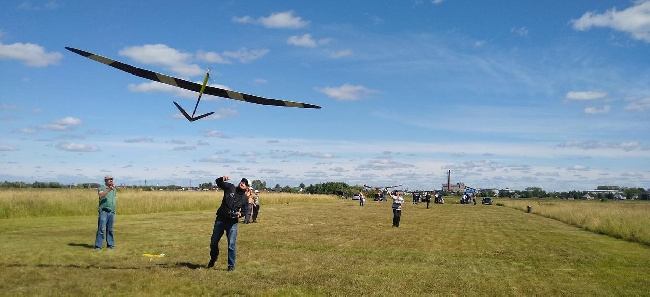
68, 243, 95, 249
157, 262, 205, 269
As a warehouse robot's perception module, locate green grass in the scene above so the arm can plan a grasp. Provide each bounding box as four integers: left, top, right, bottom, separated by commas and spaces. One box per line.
497, 198, 650, 246
1, 196, 649, 295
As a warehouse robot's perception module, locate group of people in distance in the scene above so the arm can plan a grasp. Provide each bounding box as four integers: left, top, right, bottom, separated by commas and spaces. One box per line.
93, 174, 261, 272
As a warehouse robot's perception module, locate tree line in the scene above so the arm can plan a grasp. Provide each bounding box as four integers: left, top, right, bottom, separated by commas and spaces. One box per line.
1, 180, 647, 200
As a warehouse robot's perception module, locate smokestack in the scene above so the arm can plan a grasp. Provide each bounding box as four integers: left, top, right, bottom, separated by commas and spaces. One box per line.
447, 170, 451, 192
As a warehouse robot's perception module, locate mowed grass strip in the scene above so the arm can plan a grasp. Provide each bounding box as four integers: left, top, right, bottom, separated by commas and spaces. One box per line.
1, 198, 648, 296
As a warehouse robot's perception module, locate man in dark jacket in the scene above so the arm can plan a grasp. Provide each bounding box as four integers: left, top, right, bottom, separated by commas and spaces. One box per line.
207, 175, 250, 271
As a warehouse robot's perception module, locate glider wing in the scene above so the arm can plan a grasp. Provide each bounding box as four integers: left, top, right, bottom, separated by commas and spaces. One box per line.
65, 47, 321, 109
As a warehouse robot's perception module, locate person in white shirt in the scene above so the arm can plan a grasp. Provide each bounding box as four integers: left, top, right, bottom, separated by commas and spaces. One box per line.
390, 190, 404, 227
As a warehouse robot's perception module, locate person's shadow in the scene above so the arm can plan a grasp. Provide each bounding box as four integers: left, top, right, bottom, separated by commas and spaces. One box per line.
68, 243, 95, 249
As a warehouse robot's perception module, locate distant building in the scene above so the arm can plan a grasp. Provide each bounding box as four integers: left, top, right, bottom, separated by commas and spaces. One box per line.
442, 182, 466, 193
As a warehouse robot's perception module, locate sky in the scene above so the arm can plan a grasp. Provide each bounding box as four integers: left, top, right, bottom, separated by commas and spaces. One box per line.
1, 0, 649, 192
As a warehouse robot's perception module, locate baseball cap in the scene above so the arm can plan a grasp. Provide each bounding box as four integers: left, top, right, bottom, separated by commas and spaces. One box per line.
254, 190, 259, 193
104, 175, 113, 180
240, 178, 250, 187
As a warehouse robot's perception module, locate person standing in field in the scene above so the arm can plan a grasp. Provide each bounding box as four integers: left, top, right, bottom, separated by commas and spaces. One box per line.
244, 188, 254, 224
425, 191, 432, 209
252, 189, 260, 223
95, 175, 116, 250
359, 190, 365, 206
390, 190, 404, 227
207, 175, 250, 271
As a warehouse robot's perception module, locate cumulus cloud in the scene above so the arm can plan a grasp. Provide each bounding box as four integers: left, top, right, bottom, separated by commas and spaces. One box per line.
565, 91, 607, 101
172, 145, 196, 151
0, 145, 17, 151
40, 117, 82, 131
287, 34, 331, 48
221, 48, 269, 63
233, 11, 309, 29
287, 34, 318, 47
195, 50, 231, 64
15, 128, 38, 134
203, 130, 226, 138
566, 165, 589, 171
0, 42, 62, 67
327, 49, 353, 58
119, 44, 204, 76
356, 157, 415, 171
511, 26, 529, 37
584, 105, 611, 114
556, 140, 641, 151
55, 142, 100, 152
261, 11, 309, 29
124, 137, 154, 143
571, 1, 650, 43
317, 84, 380, 100
624, 98, 650, 112
199, 156, 237, 163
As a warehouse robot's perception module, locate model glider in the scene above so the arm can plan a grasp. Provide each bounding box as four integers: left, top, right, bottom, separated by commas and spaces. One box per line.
65, 47, 321, 122
363, 184, 402, 190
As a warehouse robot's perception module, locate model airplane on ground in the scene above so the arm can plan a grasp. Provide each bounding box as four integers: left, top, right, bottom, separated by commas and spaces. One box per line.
65, 47, 321, 122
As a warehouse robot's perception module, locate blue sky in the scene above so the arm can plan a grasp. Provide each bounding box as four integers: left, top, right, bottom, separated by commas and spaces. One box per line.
1, 0, 649, 191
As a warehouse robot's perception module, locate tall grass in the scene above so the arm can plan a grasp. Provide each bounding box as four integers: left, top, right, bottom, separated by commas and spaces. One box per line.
497, 198, 650, 246
0, 189, 334, 219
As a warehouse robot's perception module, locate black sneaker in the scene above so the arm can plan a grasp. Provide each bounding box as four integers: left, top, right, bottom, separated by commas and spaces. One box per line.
227, 267, 235, 271
207, 259, 216, 268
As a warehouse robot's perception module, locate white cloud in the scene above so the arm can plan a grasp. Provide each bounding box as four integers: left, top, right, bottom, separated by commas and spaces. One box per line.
572, 1, 650, 43
511, 26, 529, 37
124, 137, 154, 143
566, 165, 589, 171
196, 50, 231, 64
0, 145, 17, 151
584, 105, 611, 114
40, 117, 82, 131
232, 16, 255, 24
624, 98, 650, 111
15, 128, 38, 134
203, 130, 226, 138
119, 44, 204, 76
199, 156, 237, 163
317, 84, 380, 100
327, 49, 353, 58
287, 34, 317, 47
222, 48, 269, 63
233, 11, 309, 29
556, 141, 641, 152
565, 91, 607, 100
0, 42, 62, 67
55, 142, 100, 152
259, 11, 309, 29
172, 146, 196, 151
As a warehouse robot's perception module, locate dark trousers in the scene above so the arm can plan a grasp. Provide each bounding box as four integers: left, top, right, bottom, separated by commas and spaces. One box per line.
252, 205, 260, 222
392, 209, 401, 227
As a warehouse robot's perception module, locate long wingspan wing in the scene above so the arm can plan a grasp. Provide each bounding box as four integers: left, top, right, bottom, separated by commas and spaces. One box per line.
65, 47, 321, 109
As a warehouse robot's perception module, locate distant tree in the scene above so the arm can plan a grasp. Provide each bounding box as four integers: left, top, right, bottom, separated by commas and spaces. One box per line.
200, 182, 213, 189
252, 180, 266, 191
299, 182, 306, 189
274, 184, 282, 192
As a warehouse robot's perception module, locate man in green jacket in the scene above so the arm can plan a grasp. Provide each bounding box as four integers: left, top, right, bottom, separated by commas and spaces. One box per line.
95, 175, 116, 249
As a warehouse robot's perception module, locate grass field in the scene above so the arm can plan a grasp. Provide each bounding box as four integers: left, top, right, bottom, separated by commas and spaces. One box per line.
1, 190, 649, 295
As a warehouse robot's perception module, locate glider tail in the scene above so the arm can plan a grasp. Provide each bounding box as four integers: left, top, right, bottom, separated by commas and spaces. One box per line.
174, 101, 214, 122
